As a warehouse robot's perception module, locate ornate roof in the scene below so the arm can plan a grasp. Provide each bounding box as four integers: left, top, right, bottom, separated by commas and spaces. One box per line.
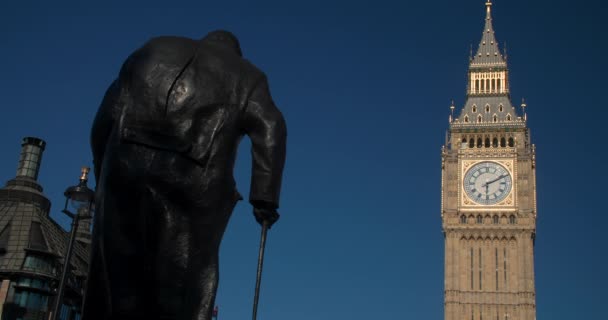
452, 1, 523, 129
471, 1, 506, 68
0, 138, 89, 286
451, 96, 525, 129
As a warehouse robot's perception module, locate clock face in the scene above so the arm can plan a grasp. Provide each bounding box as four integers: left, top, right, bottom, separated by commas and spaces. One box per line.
463, 161, 512, 205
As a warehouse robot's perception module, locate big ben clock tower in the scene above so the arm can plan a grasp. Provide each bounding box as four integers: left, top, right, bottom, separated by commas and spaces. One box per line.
441, 2, 537, 320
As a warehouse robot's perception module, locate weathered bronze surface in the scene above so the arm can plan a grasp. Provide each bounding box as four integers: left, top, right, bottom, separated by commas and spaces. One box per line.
83, 30, 286, 320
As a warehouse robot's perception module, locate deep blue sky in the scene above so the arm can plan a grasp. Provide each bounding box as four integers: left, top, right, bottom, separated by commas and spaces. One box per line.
1, 0, 605, 319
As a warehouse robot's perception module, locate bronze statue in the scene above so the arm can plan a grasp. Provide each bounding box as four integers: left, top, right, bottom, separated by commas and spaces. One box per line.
83, 30, 286, 320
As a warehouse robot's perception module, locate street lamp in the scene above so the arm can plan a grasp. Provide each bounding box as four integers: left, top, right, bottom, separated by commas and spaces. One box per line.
51, 167, 95, 320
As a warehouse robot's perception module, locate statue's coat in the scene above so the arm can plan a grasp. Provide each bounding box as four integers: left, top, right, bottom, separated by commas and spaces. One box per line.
83, 33, 286, 320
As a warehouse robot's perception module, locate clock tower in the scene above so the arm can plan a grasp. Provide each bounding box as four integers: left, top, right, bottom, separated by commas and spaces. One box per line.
441, 2, 537, 320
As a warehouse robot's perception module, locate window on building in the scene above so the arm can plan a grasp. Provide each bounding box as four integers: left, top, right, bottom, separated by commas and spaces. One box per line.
492, 138, 498, 148
479, 248, 483, 290
493, 115, 497, 122
471, 248, 474, 290
493, 215, 499, 224
495, 248, 499, 290
508, 137, 514, 147
500, 137, 506, 147
465, 115, 470, 123
509, 215, 516, 224
504, 248, 508, 289
461, 215, 467, 224
11, 278, 51, 313
23, 255, 55, 275
477, 215, 483, 224
499, 105, 503, 112
485, 105, 490, 113
506, 114, 511, 121
485, 138, 490, 148
477, 138, 482, 148
477, 115, 482, 123
472, 105, 477, 113
469, 138, 475, 148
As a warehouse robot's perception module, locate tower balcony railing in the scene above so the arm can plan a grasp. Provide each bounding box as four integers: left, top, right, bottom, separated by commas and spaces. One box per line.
467, 89, 510, 95
450, 119, 526, 129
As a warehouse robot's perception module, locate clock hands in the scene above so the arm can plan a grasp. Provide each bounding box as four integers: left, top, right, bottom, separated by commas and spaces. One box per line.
482, 174, 507, 188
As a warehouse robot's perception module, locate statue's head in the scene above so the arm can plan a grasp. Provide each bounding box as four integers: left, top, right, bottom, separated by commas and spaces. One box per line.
202, 30, 242, 57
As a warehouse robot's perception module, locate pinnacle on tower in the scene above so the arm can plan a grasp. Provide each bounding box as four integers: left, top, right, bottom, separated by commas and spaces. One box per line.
471, 0, 506, 67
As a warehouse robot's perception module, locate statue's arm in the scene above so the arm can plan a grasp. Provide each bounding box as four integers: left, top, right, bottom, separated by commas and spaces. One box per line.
243, 76, 287, 210
91, 79, 121, 181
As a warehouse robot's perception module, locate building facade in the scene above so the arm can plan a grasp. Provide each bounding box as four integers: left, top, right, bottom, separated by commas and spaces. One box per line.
441, 2, 537, 320
0, 137, 90, 320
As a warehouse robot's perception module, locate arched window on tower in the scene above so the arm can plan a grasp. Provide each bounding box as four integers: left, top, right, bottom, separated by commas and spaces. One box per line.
469, 138, 475, 148
493, 215, 499, 224
472, 105, 477, 113
509, 215, 516, 224
493, 137, 498, 148
493, 114, 498, 123
477, 115, 482, 123
477, 137, 482, 148
477, 215, 483, 224
497, 79, 502, 92
500, 137, 506, 147
461, 215, 467, 224
508, 137, 514, 147
464, 115, 469, 123
485, 138, 490, 148
485, 105, 490, 113
506, 114, 512, 121
476, 80, 480, 93
499, 104, 504, 112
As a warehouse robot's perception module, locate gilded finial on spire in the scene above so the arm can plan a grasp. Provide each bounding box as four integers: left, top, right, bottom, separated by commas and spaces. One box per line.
486, 1, 492, 17
80, 166, 90, 182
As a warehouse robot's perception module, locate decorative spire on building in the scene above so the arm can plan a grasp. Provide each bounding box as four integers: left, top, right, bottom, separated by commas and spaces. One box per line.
452, 1, 521, 127
471, 0, 506, 67
449, 100, 455, 122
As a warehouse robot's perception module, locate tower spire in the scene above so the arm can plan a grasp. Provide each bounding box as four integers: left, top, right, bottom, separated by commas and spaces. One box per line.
454, 0, 519, 125
471, 0, 505, 66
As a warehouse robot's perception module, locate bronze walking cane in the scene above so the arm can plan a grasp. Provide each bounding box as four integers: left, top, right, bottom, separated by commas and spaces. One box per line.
252, 220, 269, 320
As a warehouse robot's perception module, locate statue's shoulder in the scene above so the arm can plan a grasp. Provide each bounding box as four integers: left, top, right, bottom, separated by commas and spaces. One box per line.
240, 58, 265, 78
120, 36, 197, 74
138, 36, 197, 54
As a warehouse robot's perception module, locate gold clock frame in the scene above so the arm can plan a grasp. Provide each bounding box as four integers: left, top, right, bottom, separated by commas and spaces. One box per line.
460, 159, 516, 209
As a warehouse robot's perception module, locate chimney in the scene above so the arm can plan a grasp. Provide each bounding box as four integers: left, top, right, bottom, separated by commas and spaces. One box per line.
16, 137, 46, 181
